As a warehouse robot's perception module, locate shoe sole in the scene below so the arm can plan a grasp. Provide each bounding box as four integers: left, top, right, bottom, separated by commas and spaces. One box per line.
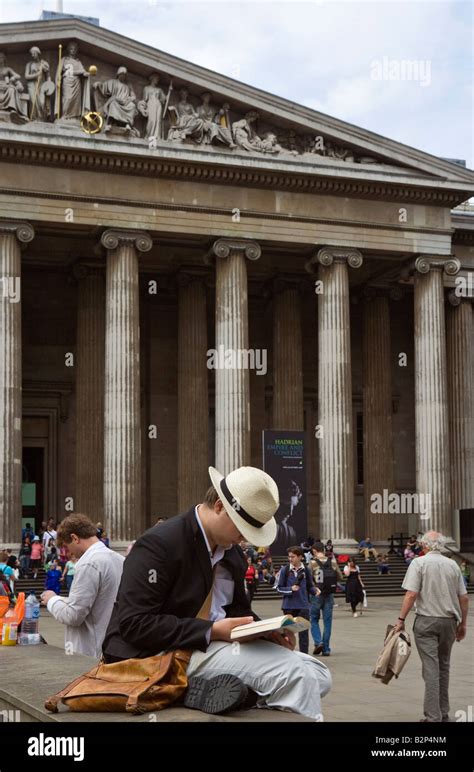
184, 675, 248, 715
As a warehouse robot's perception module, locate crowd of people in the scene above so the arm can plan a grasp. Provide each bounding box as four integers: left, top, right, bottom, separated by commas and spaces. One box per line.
0, 517, 112, 601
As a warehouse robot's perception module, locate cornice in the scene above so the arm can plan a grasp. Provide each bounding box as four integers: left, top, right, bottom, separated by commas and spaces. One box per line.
0, 143, 465, 207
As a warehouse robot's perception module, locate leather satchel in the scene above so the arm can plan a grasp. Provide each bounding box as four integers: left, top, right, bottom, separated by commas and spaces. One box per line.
45, 578, 214, 715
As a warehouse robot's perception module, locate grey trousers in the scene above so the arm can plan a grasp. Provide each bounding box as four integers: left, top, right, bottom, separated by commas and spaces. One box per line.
413, 615, 458, 722
187, 639, 332, 721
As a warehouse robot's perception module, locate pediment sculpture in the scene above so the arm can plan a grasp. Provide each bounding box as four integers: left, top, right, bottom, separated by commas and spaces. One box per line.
0, 41, 377, 164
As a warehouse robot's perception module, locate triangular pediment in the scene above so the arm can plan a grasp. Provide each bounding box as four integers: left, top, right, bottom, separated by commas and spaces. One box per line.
1, 17, 473, 197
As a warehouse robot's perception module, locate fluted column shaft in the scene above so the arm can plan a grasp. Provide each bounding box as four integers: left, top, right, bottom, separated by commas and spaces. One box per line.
0, 221, 34, 544
273, 282, 304, 430
101, 229, 152, 543
363, 294, 394, 540
308, 247, 363, 543
414, 257, 460, 536
446, 296, 474, 512
75, 268, 105, 520
212, 238, 261, 474
178, 275, 209, 509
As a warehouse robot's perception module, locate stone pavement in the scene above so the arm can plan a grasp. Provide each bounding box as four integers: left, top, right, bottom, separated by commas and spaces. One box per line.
2, 596, 472, 723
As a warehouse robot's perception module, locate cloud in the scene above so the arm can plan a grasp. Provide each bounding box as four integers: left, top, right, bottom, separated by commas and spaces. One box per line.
0, 0, 471, 167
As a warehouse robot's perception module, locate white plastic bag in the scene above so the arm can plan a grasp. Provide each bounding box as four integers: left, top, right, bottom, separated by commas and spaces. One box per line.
362, 589, 368, 608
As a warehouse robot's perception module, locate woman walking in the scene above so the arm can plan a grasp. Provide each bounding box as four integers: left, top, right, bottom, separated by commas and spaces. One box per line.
344, 559, 365, 617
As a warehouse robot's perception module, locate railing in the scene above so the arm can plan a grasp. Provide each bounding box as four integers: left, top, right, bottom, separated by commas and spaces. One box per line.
387, 532, 410, 556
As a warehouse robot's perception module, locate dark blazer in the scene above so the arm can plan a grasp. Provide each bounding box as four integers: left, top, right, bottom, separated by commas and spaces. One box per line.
102, 507, 257, 661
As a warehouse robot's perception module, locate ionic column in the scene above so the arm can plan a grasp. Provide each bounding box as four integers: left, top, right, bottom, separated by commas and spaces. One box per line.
272, 277, 304, 430
414, 256, 460, 537
446, 291, 474, 513
101, 229, 152, 545
210, 238, 261, 474
177, 272, 209, 509
363, 290, 394, 541
306, 246, 363, 546
74, 265, 105, 521
0, 221, 34, 545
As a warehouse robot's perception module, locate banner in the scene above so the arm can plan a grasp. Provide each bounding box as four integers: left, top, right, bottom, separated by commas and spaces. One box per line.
262, 430, 307, 552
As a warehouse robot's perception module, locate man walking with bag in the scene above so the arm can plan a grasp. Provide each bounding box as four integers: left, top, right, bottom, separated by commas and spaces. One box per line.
310, 542, 344, 656
103, 466, 332, 720
394, 531, 468, 722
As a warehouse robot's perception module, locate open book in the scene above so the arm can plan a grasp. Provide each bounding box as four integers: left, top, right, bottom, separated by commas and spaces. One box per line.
230, 614, 310, 642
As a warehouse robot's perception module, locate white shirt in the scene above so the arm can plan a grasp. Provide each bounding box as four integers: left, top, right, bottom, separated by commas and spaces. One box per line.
194, 507, 235, 623
47, 540, 124, 658
42, 529, 57, 550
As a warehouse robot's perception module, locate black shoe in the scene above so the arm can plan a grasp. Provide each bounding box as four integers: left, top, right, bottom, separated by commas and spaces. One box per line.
184, 674, 248, 715
313, 644, 324, 656
322, 652, 331, 657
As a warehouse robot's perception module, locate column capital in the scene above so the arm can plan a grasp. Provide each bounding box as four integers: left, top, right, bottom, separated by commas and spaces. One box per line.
175, 266, 210, 289
305, 246, 363, 273
414, 255, 460, 276
447, 288, 474, 307
205, 238, 261, 264
100, 229, 153, 253
71, 262, 104, 282
359, 285, 405, 303
0, 220, 35, 244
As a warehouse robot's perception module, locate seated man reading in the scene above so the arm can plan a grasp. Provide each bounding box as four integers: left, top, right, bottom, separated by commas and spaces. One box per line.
102, 465, 332, 720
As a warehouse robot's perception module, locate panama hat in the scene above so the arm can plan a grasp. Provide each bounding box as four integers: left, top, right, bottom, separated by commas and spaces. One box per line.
208, 465, 279, 546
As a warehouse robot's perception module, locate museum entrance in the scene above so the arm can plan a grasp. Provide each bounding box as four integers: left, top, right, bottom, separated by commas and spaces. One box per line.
22, 447, 45, 535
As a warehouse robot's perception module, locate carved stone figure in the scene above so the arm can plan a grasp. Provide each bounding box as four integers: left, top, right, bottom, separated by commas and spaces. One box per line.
25, 46, 54, 121
231, 111, 281, 154
0, 51, 28, 123
258, 131, 283, 154
137, 72, 168, 141
167, 89, 205, 143
196, 93, 236, 148
93, 66, 138, 136
306, 135, 352, 161
54, 41, 90, 121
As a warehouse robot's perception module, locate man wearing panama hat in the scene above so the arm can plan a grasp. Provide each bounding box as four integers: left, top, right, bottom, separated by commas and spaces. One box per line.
102, 465, 332, 720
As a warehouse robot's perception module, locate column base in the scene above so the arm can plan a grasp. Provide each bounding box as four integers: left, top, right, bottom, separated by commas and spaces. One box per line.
328, 539, 359, 554
2, 542, 21, 553
110, 540, 134, 556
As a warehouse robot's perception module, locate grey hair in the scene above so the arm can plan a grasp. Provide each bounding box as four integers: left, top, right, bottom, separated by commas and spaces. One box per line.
420, 531, 446, 551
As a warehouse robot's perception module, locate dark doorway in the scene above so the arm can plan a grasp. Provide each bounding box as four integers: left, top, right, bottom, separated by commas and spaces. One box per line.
22, 447, 44, 534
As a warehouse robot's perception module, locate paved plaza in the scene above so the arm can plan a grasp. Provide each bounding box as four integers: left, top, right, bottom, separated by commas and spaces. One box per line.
34, 596, 473, 723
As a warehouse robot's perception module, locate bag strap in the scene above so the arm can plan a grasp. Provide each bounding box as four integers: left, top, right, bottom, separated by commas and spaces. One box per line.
195, 565, 216, 621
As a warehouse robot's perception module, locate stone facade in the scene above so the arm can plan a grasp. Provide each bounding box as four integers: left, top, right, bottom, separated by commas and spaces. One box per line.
0, 19, 473, 551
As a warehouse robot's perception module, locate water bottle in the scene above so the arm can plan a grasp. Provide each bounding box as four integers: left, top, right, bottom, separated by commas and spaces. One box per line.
22, 591, 40, 635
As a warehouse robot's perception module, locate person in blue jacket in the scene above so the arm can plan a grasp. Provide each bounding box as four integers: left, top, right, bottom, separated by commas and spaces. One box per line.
277, 546, 319, 654
45, 559, 62, 595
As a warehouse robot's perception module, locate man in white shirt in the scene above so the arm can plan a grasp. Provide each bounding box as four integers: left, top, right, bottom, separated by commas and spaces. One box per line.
394, 530, 469, 722
41, 513, 124, 658
42, 519, 57, 551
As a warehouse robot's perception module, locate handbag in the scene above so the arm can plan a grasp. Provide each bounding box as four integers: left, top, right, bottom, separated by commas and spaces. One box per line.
45, 577, 214, 715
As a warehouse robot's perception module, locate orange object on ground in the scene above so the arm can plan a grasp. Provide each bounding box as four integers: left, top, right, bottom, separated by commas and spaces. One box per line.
14, 592, 25, 625
0, 597, 9, 617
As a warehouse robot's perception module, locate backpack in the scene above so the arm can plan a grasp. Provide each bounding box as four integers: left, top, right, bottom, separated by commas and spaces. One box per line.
313, 558, 338, 594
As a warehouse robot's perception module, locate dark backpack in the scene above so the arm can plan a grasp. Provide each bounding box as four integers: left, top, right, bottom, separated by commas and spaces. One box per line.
314, 558, 338, 594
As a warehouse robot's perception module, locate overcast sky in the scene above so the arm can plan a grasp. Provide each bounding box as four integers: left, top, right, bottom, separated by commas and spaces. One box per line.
1, 0, 472, 169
